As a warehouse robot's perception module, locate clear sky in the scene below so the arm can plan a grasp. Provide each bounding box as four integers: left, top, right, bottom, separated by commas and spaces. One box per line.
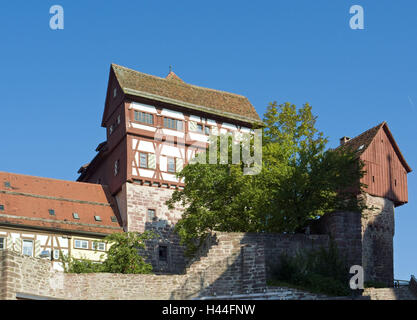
0, 1, 415, 280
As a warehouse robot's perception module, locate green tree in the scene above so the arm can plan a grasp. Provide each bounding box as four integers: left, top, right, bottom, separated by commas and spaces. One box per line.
167, 102, 366, 254
62, 232, 154, 274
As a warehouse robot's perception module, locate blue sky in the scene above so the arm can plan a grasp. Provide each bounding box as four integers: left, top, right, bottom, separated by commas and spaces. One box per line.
0, 1, 415, 280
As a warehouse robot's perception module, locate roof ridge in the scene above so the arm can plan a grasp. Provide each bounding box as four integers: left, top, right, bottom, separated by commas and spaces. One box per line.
111, 63, 248, 99
0, 171, 109, 189
342, 121, 385, 146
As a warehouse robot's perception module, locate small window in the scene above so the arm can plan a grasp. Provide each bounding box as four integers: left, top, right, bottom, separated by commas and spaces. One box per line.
72, 213, 80, 220
53, 250, 60, 260
0, 205, 4, 211
140, 153, 148, 168
109, 124, 114, 135
49, 209, 55, 216
117, 115, 121, 125
167, 157, 176, 173
394, 179, 397, 187
205, 126, 211, 135
196, 124, 203, 133
92, 242, 106, 251
147, 209, 156, 222
4, 182, 10, 188
113, 87, 117, 98
22, 240, 34, 257
372, 176, 375, 183
159, 246, 168, 262
94, 216, 102, 222
0, 237, 5, 250
111, 216, 117, 223
134, 111, 154, 125
74, 239, 89, 249
163, 117, 183, 131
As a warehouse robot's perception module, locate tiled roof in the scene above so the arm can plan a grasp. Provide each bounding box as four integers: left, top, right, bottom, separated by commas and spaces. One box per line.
336, 121, 411, 173
0, 172, 123, 236
336, 122, 385, 156
111, 64, 262, 123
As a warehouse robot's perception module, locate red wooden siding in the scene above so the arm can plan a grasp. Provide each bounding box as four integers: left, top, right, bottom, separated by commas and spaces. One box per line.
360, 128, 408, 206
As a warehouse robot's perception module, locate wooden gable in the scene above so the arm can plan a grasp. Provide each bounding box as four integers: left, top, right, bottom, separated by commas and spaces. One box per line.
360, 123, 411, 207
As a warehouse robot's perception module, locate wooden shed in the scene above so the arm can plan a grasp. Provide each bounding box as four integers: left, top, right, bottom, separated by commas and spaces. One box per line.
338, 122, 412, 207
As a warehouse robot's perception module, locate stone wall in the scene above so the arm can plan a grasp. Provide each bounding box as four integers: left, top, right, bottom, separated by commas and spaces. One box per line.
361, 193, 395, 286
0, 231, 331, 300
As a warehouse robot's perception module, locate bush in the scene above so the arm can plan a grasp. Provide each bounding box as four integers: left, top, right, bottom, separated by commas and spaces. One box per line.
271, 241, 351, 296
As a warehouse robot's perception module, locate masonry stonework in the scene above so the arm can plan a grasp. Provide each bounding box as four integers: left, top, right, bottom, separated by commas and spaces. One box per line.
361, 193, 395, 286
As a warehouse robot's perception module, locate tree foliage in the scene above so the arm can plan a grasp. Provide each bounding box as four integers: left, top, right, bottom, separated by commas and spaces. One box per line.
167, 102, 366, 254
61, 231, 154, 274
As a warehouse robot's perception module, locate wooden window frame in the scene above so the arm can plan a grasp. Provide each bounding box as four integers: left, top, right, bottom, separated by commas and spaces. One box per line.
134, 111, 154, 125
74, 239, 89, 250
22, 239, 34, 257
139, 152, 148, 169
167, 157, 176, 173
92, 241, 106, 252
163, 117, 184, 131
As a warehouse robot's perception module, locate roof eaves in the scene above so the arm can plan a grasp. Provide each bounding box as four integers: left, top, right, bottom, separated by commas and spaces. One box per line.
124, 87, 263, 125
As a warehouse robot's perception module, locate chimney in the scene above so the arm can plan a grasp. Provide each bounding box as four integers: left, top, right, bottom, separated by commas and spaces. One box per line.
340, 136, 351, 145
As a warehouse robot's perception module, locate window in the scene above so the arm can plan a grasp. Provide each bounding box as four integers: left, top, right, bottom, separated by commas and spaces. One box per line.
134, 111, 154, 125
113, 87, 117, 98
159, 245, 168, 262
196, 124, 203, 133
111, 216, 117, 223
74, 239, 89, 249
92, 242, 106, 251
163, 117, 183, 131
205, 126, 211, 135
0, 205, 4, 211
53, 250, 60, 260
117, 115, 121, 125
147, 209, 156, 222
114, 160, 120, 176
49, 209, 55, 216
140, 153, 148, 168
0, 238, 4, 250
94, 216, 102, 222
167, 157, 176, 173
22, 240, 34, 257
4, 182, 10, 188
109, 124, 114, 135
72, 213, 80, 220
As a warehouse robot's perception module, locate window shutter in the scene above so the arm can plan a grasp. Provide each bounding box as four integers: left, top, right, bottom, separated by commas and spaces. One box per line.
176, 158, 184, 173
14, 238, 22, 253
6, 236, 13, 250
35, 240, 41, 257
148, 153, 156, 169
189, 121, 197, 131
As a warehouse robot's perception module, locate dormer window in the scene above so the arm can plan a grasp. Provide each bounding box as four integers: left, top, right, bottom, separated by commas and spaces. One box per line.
73, 213, 80, 220
94, 216, 102, 222
0, 205, 4, 211
113, 87, 117, 98
109, 124, 114, 135
49, 209, 55, 216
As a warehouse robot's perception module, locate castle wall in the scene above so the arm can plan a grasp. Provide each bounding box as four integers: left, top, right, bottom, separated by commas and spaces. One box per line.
361, 193, 395, 286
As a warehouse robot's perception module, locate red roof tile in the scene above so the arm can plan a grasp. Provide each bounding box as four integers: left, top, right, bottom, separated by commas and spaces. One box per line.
0, 172, 123, 236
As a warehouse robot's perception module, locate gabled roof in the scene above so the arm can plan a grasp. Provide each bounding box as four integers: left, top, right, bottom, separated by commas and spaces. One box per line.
337, 122, 412, 173
0, 172, 123, 236
109, 64, 262, 124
